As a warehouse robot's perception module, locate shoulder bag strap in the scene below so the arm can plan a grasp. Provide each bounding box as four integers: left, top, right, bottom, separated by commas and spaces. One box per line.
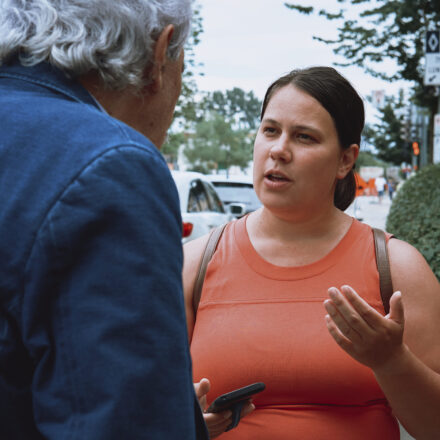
372, 228, 394, 314
192, 223, 228, 315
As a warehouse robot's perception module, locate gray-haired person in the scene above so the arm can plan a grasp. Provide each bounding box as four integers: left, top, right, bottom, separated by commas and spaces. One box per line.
0, 1, 208, 439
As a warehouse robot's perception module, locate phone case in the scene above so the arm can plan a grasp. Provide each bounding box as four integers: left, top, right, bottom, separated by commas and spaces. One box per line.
206, 382, 265, 413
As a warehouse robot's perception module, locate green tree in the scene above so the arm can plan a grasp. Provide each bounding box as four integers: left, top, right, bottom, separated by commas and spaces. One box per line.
285, 0, 440, 160
362, 90, 412, 165
356, 150, 388, 168
184, 87, 262, 172
184, 112, 254, 174
200, 87, 262, 130
387, 164, 440, 279
162, 3, 204, 163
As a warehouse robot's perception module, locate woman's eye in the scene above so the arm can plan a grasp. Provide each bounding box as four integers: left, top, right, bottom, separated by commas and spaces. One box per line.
263, 126, 276, 134
297, 133, 315, 142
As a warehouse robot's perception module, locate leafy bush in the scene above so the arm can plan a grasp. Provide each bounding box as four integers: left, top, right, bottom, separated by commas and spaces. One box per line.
386, 164, 440, 280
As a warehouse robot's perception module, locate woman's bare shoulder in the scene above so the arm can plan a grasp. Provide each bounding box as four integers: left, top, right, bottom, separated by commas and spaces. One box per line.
183, 234, 211, 273
182, 233, 211, 341
388, 238, 438, 293
183, 234, 211, 303
388, 238, 440, 369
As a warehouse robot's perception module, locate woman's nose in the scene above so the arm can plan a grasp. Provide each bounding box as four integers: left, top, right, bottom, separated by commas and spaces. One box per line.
269, 139, 292, 162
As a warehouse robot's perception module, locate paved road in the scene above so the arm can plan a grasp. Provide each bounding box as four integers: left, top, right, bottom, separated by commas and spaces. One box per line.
347, 196, 414, 440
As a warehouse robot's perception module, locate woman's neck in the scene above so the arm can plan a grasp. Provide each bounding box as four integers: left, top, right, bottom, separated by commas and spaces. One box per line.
246, 206, 353, 267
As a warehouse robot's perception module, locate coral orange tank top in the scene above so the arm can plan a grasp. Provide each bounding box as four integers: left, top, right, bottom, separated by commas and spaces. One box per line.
191, 216, 399, 439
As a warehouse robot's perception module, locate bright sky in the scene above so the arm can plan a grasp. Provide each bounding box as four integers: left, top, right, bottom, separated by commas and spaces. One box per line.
193, 0, 409, 125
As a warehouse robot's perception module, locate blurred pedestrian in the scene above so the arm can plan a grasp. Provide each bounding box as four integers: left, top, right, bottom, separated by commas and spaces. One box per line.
183, 67, 440, 439
0, 1, 208, 439
388, 178, 396, 200
375, 175, 387, 203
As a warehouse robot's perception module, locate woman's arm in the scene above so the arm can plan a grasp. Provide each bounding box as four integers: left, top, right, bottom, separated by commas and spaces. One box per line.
324, 238, 440, 439
182, 234, 210, 342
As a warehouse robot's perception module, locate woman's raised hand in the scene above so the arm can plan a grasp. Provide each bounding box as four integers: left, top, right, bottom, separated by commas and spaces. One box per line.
194, 378, 255, 438
324, 286, 406, 373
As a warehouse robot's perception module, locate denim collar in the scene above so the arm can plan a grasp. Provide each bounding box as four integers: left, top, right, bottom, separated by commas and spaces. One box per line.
0, 57, 103, 112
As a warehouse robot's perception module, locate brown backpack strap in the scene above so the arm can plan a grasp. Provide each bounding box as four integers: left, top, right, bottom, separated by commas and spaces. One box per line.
372, 228, 394, 314
192, 223, 228, 315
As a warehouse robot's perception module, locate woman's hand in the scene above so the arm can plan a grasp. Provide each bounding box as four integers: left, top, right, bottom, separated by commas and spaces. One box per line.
194, 378, 255, 438
324, 285, 406, 372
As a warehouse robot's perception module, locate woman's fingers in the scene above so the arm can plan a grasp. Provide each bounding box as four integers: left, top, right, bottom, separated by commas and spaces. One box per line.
339, 285, 386, 327
324, 299, 362, 342
204, 401, 255, 438
388, 291, 404, 325
194, 378, 210, 398
205, 400, 255, 424
204, 412, 233, 439
241, 400, 255, 418
324, 285, 406, 370
204, 410, 233, 427
324, 314, 353, 351
325, 287, 375, 341
329, 286, 383, 329
194, 378, 210, 410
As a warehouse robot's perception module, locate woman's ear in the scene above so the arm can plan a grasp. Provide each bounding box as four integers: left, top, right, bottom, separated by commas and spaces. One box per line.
337, 144, 359, 179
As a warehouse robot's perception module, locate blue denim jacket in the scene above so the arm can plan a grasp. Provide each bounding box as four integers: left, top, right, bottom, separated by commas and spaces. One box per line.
0, 59, 207, 439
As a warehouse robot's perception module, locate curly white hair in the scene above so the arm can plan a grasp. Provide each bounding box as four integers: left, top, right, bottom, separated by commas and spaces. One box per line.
0, 0, 192, 89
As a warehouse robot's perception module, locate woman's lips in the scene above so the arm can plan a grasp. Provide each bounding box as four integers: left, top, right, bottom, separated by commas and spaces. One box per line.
264, 169, 291, 180
265, 173, 290, 182
263, 171, 292, 189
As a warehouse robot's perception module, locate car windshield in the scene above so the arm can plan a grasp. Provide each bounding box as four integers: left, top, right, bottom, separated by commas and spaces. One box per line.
212, 183, 261, 207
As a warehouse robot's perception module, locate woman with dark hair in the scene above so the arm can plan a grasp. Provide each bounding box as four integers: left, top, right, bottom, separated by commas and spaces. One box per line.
260, 66, 364, 212
185, 67, 440, 439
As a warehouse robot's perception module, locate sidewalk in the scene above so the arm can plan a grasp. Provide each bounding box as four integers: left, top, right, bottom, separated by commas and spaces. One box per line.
346, 195, 392, 230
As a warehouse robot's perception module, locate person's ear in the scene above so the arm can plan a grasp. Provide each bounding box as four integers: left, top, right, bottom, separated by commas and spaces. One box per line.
337, 144, 359, 179
148, 24, 175, 93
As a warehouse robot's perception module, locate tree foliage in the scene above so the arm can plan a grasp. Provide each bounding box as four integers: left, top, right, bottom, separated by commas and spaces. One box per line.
162, 2, 203, 163
162, 5, 262, 172
386, 164, 440, 279
184, 88, 261, 173
173, 3, 203, 123
362, 90, 412, 165
200, 87, 262, 130
284, 0, 440, 115
356, 150, 388, 168
184, 111, 254, 174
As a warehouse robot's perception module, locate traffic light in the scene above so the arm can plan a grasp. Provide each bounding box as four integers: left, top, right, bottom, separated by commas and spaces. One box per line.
412, 141, 420, 156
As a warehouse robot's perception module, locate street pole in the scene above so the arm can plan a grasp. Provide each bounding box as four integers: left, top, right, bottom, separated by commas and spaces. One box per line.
420, 111, 429, 168
412, 152, 418, 171
424, 30, 440, 164
434, 93, 440, 164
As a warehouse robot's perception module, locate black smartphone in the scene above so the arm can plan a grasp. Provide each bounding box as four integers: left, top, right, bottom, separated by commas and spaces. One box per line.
206, 382, 265, 413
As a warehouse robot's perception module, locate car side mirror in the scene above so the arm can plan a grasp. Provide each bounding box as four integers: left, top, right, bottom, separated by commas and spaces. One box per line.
227, 203, 246, 218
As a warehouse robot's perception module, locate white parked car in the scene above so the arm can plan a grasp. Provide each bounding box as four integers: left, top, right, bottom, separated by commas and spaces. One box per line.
171, 171, 239, 243
206, 174, 262, 218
